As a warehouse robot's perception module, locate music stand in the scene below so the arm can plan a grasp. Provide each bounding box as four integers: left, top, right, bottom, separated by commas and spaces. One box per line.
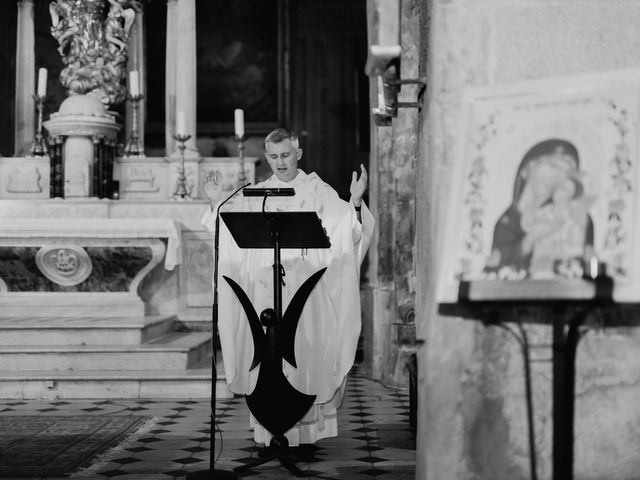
220, 210, 330, 477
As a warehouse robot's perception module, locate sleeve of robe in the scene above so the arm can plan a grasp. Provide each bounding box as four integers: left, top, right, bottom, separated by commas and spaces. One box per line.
309, 183, 374, 399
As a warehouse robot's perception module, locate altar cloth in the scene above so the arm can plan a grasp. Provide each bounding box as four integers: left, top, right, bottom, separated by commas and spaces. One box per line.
0, 218, 182, 270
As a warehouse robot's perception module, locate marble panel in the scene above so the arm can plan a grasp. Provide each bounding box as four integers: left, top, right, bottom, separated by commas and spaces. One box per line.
0, 246, 152, 292
182, 233, 213, 308
0, 157, 49, 199
0, 155, 258, 201
120, 162, 164, 195
116, 156, 258, 201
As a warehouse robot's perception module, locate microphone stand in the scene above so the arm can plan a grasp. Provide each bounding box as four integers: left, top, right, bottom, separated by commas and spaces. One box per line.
187, 182, 249, 480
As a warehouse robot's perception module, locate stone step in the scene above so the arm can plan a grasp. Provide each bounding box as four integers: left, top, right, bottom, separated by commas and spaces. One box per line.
0, 359, 233, 400
0, 292, 145, 318
0, 315, 176, 346
0, 332, 212, 372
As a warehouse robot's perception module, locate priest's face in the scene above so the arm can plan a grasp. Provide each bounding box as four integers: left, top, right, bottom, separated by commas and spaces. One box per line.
265, 139, 302, 182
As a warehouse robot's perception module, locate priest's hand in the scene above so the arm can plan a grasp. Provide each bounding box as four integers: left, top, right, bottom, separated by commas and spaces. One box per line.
350, 164, 368, 207
203, 171, 223, 207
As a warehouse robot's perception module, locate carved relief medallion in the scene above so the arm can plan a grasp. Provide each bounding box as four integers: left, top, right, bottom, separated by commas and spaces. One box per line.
35, 246, 93, 286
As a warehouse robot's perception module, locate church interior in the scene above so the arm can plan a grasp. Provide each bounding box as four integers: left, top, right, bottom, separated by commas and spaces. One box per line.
1, 0, 640, 479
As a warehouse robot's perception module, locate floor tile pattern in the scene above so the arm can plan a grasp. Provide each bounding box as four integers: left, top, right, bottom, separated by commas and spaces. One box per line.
0, 368, 415, 479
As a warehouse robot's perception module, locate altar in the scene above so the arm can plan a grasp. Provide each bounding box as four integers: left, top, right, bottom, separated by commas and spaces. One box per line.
1, 203, 209, 325
0, 0, 263, 398
0, 155, 259, 325
0, 151, 258, 399
0, 217, 181, 318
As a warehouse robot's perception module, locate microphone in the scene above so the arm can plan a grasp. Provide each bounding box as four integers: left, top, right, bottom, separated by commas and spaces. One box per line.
243, 187, 295, 197
217, 182, 251, 214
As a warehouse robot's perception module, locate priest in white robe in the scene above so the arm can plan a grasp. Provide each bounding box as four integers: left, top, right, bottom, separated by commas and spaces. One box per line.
201, 128, 374, 446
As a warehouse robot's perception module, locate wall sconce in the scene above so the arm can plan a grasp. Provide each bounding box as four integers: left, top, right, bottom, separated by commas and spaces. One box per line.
367, 45, 426, 126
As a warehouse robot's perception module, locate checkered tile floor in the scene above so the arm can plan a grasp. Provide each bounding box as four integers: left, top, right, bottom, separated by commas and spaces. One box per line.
0, 367, 415, 479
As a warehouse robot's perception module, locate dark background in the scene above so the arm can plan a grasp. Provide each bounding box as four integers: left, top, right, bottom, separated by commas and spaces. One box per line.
0, 0, 369, 199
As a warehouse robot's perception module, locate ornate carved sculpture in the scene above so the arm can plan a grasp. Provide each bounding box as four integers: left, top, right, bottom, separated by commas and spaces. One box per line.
49, 0, 138, 106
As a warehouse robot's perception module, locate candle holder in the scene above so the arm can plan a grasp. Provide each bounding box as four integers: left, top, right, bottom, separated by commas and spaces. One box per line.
172, 133, 192, 200
124, 93, 145, 157
30, 94, 47, 156
236, 134, 247, 188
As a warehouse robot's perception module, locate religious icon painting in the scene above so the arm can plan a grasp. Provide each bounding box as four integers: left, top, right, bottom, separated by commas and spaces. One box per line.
437, 69, 640, 302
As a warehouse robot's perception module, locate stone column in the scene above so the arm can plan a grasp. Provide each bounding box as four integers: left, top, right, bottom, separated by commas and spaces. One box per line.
364, 0, 418, 386
166, 0, 198, 156
126, 4, 145, 154
165, 0, 177, 154
14, 0, 36, 157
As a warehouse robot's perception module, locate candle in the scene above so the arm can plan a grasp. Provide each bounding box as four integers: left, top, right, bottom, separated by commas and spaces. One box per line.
377, 76, 385, 109
589, 256, 599, 279
129, 70, 139, 96
234, 108, 245, 138
37, 68, 47, 97
176, 111, 186, 136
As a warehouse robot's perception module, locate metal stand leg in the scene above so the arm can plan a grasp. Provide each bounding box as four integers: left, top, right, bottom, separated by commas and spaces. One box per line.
551, 309, 586, 480
484, 315, 538, 480
234, 434, 309, 477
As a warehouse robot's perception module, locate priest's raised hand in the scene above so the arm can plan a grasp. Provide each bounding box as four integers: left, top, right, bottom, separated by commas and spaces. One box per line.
202, 170, 223, 207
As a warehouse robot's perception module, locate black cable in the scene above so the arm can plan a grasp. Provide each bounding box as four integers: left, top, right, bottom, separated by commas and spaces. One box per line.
209, 182, 250, 470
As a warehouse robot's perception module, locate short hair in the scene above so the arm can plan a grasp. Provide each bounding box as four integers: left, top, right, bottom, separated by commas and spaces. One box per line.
265, 128, 299, 149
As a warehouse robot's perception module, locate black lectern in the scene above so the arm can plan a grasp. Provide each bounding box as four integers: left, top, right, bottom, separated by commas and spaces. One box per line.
220, 208, 330, 477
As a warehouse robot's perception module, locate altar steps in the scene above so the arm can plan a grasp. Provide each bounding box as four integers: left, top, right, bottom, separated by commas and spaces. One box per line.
0, 315, 231, 400
0, 315, 175, 346
0, 333, 213, 371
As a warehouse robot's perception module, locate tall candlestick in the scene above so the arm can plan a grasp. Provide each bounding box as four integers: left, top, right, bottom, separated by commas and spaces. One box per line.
30, 94, 47, 156
125, 88, 145, 157
172, 132, 192, 200
176, 111, 186, 136
234, 108, 244, 138
129, 70, 139, 96
37, 68, 47, 97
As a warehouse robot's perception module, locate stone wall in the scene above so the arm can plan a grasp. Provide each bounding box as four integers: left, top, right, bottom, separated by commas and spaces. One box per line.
364, 0, 421, 387
416, 1, 640, 479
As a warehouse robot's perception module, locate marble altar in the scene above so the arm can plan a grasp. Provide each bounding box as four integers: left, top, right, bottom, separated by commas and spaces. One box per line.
0, 156, 259, 324
0, 218, 180, 317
